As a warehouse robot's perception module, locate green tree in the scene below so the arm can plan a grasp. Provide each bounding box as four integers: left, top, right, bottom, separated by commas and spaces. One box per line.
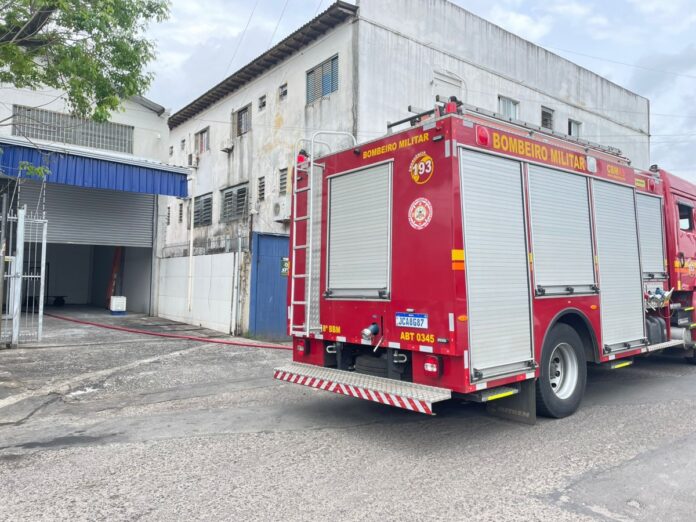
0, 0, 170, 122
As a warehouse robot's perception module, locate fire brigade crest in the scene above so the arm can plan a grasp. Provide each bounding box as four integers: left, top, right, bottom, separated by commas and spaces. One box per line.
408, 197, 433, 230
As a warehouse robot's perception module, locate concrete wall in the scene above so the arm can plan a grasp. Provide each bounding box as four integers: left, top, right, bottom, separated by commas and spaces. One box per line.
122, 247, 153, 314
45, 244, 92, 304
355, 0, 651, 168
157, 253, 237, 333
0, 86, 170, 161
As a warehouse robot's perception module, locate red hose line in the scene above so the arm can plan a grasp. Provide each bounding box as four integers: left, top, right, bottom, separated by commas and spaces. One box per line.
45, 313, 292, 351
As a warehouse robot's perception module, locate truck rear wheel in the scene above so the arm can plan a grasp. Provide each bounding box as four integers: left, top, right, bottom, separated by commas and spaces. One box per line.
536, 323, 587, 418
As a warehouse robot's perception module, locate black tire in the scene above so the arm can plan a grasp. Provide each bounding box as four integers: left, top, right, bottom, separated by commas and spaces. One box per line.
536, 323, 587, 418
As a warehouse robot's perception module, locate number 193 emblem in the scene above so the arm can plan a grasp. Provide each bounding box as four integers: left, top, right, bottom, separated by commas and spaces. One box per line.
409, 152, 434, 184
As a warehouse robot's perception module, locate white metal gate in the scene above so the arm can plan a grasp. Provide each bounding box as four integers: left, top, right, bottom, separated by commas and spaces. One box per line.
1, 204, 48, 346
459, 150, 533, 379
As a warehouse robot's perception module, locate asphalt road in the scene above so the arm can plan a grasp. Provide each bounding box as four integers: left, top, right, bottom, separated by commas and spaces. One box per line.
1, 313, 696, 521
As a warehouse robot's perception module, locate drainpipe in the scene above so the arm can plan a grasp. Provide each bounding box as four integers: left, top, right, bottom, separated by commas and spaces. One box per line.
187, 175, 196, 313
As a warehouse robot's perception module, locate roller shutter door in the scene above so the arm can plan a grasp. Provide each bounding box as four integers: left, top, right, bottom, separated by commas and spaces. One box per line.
592, 180, 645, 348
636, 193, 665, 278
327, 163, 391, 298
18, 181, 154, 247
459, 150, 533, 377
528, 165, 595, 294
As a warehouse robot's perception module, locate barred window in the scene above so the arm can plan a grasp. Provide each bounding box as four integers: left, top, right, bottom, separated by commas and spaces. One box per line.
306, 55, 338, 104
166, 206, 171, 226
258, 176, 265, 202
279, 83, 288, 100
541, 107, 554, 130
221, 184, 248, 222
194, 127, 209, 153
11, 105, 134, 153
236, 105, 251, 136
193, 194, 212, 227
279, 168, 288, 195
258, 95, 267, 110
179, 203, 184, 223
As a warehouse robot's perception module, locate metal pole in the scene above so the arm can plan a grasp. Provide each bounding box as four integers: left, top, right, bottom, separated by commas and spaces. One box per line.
37, 219, 47, 341
0, 193, 7, 342
12, 205, 25, 347
187, 175, 196, 312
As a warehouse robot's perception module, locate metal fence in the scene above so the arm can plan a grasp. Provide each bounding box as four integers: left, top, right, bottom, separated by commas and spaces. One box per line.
0, 204, 47, 346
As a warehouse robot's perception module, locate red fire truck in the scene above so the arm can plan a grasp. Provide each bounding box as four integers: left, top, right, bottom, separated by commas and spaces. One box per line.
274, 102, 696, 422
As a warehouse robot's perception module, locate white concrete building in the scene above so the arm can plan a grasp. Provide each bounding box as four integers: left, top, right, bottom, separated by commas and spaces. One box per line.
0, 85, 187, 314
160, 0, 650, 338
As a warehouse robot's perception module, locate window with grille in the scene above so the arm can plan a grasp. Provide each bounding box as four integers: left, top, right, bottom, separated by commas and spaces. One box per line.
306, 55, 338, 104
541, 107, 554, 130
166, 206, 171, 225
11, 105, 134, 153
498, 96, 519, 120
236, 105, 251, 136
258, 95, 267, 110
221, 184, 248, 222
178, 203, 183, 223
279, 83, 288, 100
258, 176, 265, 202
279, 168, 288, 195
194, 127, 209, 153
193, 194, 212, 227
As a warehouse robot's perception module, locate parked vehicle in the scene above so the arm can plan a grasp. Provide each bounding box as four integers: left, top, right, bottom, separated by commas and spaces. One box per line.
274, 101, 695, 421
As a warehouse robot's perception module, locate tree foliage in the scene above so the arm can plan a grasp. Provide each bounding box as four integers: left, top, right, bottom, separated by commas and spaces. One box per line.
0, 0, 170, 121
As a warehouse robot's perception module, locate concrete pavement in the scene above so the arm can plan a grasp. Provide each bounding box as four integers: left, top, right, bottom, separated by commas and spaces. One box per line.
1, 311, 696, 520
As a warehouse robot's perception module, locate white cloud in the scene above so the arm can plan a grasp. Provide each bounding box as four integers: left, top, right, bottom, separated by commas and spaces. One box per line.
627, 0, 696, 32
546, 2, 592, 17
488, 6, 552, 41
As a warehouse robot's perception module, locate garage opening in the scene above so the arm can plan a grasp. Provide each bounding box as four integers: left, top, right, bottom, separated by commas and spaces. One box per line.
17, 181, 155, 314
44, 244, 152, 312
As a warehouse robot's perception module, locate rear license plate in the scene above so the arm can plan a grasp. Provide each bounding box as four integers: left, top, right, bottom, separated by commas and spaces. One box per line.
395, 313, 428, 329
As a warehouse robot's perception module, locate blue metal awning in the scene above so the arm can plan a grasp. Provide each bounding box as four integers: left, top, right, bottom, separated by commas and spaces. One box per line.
0, 137, 189, 197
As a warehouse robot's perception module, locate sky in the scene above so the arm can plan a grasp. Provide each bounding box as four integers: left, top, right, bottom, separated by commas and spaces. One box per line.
145, 0, 696, 180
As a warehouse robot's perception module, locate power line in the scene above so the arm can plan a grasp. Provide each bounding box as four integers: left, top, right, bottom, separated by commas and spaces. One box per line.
314, 0, 324, 15
222, 0, 262, 78
268, 0, 290, 49
545, 45, 696, 81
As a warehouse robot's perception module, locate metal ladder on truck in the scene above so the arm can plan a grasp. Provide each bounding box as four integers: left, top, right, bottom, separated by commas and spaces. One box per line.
288, 131, 357, 337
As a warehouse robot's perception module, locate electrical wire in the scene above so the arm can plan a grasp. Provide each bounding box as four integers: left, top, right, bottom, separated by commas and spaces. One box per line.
268, 0, 290, 49
222, 0, 262, 78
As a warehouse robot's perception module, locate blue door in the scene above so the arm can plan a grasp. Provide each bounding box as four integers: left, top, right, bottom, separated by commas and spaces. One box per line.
249, 233, 290, 339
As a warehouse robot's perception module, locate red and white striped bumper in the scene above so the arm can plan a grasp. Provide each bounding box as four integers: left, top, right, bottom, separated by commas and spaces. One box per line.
273, 363, 451, 415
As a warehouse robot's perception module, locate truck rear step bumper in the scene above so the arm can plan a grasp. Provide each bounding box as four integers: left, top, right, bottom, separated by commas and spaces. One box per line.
273, 363, 452, 415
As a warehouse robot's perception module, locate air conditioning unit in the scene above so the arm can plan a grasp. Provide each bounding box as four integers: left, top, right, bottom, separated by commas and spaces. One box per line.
220, 138, 234, 153
272, 197, 291, 222
187, 153, 199, 167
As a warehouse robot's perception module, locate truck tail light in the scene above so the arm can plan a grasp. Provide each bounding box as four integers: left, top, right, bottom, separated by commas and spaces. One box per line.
423, 355, 442, 377
296, 338, 310, 354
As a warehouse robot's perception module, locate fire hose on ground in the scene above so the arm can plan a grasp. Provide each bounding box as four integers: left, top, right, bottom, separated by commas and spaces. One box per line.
45, 313, 292, 351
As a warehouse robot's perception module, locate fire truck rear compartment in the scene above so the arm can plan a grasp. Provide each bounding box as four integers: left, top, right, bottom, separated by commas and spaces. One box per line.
334, 343, 413, 382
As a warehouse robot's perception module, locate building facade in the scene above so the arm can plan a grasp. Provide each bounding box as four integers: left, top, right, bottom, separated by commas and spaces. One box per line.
0, 86, 186, 315
160, 0, 650, 338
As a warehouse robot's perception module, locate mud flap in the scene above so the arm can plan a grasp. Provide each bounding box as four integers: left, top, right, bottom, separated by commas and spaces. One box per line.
486, 379, 536, 425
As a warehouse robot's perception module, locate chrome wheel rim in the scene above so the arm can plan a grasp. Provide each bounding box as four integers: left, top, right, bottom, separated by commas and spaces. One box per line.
548, 342, 579, 400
